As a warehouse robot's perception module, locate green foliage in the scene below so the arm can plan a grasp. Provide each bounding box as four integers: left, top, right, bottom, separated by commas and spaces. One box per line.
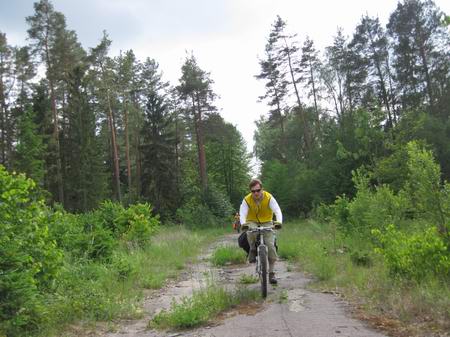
13, 107, 45, 184
204, 115, 251, 208
48, 201, 160, 261
277, 222, 336, 281
404, 142, 449, 234
372, 225, 450, 281
150, 284, 260, 329
0, 166, 62, 336
203, 184, 233, 220
262, 159, 320, 216
284, 220, 450, 333
211, 246, 247, 266
346, 169, 409, 236
176, 199, 218, 228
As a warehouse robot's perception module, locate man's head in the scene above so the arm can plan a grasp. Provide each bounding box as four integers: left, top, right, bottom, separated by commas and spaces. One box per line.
249, 178, 263, 199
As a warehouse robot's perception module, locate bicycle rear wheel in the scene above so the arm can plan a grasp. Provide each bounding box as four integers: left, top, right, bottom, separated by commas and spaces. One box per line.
259, 245, 268, 298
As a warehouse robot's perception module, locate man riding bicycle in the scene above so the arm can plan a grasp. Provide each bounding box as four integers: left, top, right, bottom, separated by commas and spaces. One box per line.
239, 178, 282, 285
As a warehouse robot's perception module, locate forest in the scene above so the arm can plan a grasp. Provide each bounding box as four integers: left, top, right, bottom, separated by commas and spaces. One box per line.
0, 0, 449, 336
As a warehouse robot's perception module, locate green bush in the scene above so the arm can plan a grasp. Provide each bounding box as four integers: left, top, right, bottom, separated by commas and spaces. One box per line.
176, 200, 218, 228
0, 166, 63, 336
372, 225, 450, 281
123, 203, 159, 246
203, 184, 233, 220
346, 169, 409, 236
404, 142, 449, 240
48, 201, 160, 261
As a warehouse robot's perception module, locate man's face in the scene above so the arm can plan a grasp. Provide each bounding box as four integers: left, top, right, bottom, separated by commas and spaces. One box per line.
250, 184, 262, 199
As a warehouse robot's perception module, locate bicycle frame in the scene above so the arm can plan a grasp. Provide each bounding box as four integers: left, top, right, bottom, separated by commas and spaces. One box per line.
246, 225, 274, 298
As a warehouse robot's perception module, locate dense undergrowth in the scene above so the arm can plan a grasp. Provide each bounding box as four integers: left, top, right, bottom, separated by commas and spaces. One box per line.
278, 142, 450, 335
0, 165, 225, 337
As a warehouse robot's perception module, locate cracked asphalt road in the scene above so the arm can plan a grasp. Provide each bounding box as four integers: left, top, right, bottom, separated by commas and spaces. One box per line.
96, 234, 387, 337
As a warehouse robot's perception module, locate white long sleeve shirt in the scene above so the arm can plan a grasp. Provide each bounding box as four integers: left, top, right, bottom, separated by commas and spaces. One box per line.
239, 195, 283, 224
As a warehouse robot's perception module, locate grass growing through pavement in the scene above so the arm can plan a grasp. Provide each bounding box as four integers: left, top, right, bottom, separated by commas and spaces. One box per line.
238, 274, 259, 284
211, 245, 247, 266
277, 220, 450, 335
150, 284, 260, 329
46, 226, 225, 336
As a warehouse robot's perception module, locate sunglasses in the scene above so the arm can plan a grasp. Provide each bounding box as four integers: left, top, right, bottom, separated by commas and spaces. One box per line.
251, 188, 262, 193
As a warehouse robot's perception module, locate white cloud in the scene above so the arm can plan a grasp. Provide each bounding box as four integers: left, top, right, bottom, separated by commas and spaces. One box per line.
2, 0, 449, 152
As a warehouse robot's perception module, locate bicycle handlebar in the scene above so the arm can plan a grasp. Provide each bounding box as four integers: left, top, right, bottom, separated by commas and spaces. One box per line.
241, 222, 282, 231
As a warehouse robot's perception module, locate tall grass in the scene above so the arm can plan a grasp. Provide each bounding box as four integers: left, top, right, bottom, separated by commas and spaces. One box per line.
150, 284, 260, 329
277, 220, 450, 334
42, 226, 225, 336
211, 245, 247, 266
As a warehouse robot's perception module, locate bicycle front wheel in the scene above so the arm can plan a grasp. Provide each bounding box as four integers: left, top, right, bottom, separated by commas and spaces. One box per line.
259, 246, 268, 298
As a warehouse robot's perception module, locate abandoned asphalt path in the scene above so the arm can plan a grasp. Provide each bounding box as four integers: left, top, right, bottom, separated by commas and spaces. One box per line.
96, 234, 387, 337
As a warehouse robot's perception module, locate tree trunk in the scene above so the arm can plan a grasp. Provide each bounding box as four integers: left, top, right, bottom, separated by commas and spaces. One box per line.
49, 82, 64, 204
193, 93, 207, 191
309, 58, 320, 133
283, 39, 311, 153
135, 132, 142, 198
124, 100, 132, 195
106, 89, 122, 202
0, 74, 6, 166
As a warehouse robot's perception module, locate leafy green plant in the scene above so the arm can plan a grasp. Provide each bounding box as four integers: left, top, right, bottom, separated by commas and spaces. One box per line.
0, 166, 63, 336
372, 225, 450, 281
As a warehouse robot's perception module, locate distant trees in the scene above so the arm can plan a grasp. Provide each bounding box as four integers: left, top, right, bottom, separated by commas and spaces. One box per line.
255, 0, 450, 217
1, 0, 251, 219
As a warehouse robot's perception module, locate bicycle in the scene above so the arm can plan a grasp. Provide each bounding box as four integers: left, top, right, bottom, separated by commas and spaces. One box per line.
241, 222, 281, 298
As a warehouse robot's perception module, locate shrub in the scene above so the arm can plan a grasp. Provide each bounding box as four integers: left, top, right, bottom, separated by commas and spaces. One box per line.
48, 201, 160, 261
372, 225, 450, 281
0, 166, 63, 336
176, 200, 218, 228
123, 203, 159, 246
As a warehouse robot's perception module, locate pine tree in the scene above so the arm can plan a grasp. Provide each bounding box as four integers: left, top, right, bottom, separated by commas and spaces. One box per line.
87, 32, 122, 202
26, 0, 65, 203
13, 107, 45, 184
140, 90, 178, 215
177, 54, 216, 191
64, 64, 107, 211
0, 32, 13, 168
351, 15, 396, 126
298, 36, 322, 132
387, 0, 450, 113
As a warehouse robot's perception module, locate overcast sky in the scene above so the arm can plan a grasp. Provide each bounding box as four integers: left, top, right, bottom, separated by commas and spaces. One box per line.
1, 0, 449, 153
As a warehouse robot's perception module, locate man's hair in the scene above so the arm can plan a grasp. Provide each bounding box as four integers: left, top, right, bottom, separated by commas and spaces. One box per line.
249, 178, 262, 189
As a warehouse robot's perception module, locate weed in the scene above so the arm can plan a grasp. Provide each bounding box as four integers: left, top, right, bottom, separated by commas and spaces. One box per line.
278, 290, 288, 303
239, 274, 258, 284
150, 284, 260, 329
211, 245, 247, 266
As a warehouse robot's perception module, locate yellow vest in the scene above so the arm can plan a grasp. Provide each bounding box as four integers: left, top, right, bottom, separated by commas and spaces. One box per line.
244, 191, 273, 223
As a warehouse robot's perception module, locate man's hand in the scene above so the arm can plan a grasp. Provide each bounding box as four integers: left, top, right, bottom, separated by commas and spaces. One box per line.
273, 221, 282, 229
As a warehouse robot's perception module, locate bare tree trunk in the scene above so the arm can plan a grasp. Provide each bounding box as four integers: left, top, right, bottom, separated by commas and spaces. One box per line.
43, 24, 64, 204
193, 94, 207, 191
106, 89, 121, 203
309, 59, 320, 133
49, 82, 64, 204
0, 74, 6, 166
135, 132, 142, 198
124, 100, 132, 195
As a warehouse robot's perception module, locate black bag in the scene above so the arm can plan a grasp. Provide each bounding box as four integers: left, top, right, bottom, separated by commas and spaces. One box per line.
238, 232, 250, 255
